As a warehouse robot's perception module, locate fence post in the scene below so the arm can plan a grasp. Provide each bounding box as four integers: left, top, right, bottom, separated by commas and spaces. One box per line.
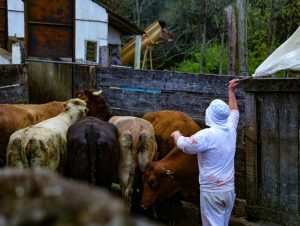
99, 46, 109, 67
225, 6, 237, 75
237, 0, 248, 76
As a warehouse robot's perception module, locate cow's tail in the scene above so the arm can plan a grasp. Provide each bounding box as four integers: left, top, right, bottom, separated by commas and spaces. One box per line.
6, 136, 27, 168
85, 124, 99, 185
119, 133, 134, 207
26, 138, 48, 169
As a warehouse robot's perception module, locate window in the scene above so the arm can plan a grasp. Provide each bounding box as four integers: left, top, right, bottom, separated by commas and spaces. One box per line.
85, 41, 97, 62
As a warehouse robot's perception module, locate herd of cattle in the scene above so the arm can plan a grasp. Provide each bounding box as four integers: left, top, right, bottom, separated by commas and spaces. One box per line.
0, 89, 201, 220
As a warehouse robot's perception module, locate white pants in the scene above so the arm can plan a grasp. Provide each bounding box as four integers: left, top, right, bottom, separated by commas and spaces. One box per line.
200, 190, 235, 226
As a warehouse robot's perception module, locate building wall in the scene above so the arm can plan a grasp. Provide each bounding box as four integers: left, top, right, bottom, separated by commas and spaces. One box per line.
6, 0, 122, 63
75, 0, 108, 63
7, 0, 24, 38
108, 26, 121, 45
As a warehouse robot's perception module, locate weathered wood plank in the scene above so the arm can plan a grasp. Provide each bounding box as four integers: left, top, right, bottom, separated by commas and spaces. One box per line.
0, 85, 28, 104
0, 64, 27, 86
257, 94, 279, 209
102, 88, 245, 122
247, 205, 300, 226
245, 92, 258, 205
95, 67, 245, 98
244, 79, 300, 92
0, 64, 28, 104
278, 93, 298, 213
73, 64, 96, 95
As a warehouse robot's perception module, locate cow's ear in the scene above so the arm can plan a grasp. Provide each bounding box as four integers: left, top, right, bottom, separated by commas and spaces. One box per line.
64, 103, 70, 111
75, 90, 83, 98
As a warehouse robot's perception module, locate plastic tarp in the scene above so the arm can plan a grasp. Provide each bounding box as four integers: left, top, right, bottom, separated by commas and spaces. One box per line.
253, 26, 300, 77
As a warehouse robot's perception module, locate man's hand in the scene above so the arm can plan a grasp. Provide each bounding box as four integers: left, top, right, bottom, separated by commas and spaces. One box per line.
228, 79, 239, 110
171, 130, 182, 144
228, 79, 239, 91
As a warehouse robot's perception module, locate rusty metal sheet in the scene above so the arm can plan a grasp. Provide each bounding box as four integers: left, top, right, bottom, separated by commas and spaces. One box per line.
28, 25, 73, 57
26, 0, 74, 59
27, 0, 73, 24
0, 0, 7, 49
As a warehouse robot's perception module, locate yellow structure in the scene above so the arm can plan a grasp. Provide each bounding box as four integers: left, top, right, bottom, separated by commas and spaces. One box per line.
121, 21, 174, 68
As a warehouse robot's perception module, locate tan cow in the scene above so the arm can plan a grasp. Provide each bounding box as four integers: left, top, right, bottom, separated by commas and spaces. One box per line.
6, 99, 87, 173
0, 101, 65, 166
109, 116, 157, 208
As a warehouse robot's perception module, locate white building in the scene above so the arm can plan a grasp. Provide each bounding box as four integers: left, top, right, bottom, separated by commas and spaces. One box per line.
0, 0, 143, 64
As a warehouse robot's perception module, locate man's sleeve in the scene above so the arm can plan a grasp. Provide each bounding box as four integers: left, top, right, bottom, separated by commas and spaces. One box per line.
228, 110, 239, 129
176, 130, 212, 154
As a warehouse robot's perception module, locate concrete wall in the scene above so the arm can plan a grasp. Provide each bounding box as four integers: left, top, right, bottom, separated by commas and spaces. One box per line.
75, 0, 108, 63
28, 61, 72, 103
7, 0, 24, 38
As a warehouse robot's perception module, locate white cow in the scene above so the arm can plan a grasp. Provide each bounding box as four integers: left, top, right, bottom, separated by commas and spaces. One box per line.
109, 116, 157, 208
6, 99, 87, 174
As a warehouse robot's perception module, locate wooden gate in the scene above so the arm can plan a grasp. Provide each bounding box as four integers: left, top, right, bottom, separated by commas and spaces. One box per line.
0, 0, 7, 49
25, 0, 74, 59
245, 79, 300, 225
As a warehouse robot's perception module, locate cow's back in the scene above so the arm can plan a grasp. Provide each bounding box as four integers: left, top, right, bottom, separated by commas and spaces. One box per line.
0, 102, 64, 165
143, 110, 200, 159
67, 116, 119, 189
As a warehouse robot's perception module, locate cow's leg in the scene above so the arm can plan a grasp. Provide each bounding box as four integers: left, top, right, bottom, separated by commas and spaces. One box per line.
119, 133, 134, 207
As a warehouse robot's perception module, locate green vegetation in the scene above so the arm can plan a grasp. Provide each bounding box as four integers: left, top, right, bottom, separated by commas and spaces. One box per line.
175, 44, 228, 74
100, 0, 300, 75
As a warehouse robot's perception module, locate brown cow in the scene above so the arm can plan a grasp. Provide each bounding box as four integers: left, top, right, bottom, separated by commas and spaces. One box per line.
0, 101, 65, 166
77, 89, 111, 121
140, 110, 201, 209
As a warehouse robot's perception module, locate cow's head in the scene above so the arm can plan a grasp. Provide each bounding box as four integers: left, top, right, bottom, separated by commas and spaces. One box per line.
140, 161, 181, 209
77, 89, 111, 121
64, 98, 88, 120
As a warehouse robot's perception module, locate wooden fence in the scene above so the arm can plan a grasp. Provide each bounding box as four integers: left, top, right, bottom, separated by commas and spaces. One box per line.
245, 79, 300, 225
72, 65, 247, 199
0, 64, 28, 103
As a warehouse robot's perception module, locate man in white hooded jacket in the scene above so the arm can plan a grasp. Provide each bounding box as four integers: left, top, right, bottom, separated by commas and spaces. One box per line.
171, 79, 239, 226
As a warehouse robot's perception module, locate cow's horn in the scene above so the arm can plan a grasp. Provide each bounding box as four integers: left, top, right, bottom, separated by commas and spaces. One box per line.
93, 90, 103, 96
165, 170, 174, 179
